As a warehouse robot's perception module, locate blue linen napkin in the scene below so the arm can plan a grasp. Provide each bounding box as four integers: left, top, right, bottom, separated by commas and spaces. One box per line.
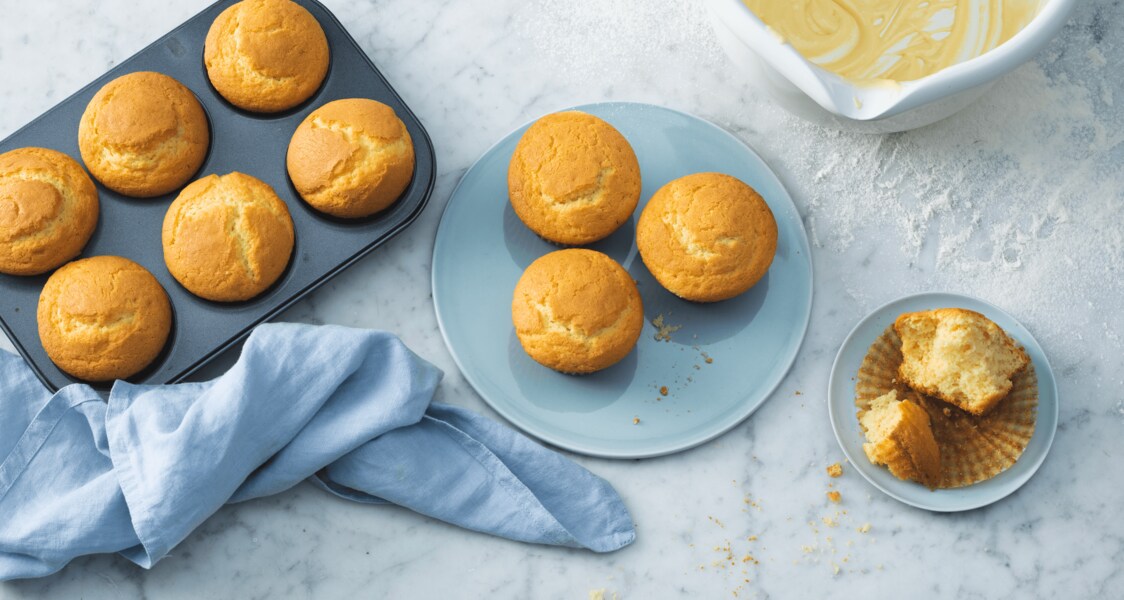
0, 323, 635, 581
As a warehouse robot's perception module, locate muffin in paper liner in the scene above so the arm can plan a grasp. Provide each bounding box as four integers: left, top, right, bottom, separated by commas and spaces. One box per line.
855, 325, 1037, 489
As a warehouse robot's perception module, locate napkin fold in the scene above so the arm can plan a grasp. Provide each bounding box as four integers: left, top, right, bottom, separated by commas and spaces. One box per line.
0, 324, 635, 581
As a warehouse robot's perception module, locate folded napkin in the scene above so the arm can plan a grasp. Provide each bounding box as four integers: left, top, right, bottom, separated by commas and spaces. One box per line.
0, 324, 635, 581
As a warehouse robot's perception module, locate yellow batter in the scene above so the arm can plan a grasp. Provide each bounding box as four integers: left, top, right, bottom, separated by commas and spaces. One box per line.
743, 0, 1041, 82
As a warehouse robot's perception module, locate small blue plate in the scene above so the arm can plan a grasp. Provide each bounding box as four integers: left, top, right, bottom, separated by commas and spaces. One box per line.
432, 102, 813, 458
828, 292, 1059, 511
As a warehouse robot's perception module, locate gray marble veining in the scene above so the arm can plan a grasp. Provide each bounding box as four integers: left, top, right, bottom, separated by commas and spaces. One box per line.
1, 0, 1121, 597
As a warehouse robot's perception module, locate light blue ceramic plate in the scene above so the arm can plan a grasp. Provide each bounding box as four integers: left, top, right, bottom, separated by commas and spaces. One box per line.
432, 102, 813, 458
828, 292, 1059, 511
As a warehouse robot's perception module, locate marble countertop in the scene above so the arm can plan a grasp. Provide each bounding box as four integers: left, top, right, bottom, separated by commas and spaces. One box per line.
2, 1, 1122, 597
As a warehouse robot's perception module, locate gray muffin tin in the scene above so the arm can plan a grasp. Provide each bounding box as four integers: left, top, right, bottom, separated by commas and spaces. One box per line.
0, 0, 435, 392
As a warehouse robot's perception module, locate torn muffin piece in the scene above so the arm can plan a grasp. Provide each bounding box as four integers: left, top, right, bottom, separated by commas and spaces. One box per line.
895, 308, 1029, 415
859, 390, 941, 488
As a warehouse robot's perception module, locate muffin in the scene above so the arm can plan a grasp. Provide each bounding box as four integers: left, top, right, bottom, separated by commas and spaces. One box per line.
162, 172, 294, 302
856, 322, 1039, 489
859, 390, 942, 489
895, 308, 1030, 415
78, 71, 210, 197
0, 147, 99, 275
204, 0, 330, 112
636, 172, 777, 302
287, 98, 415, 218
512, 249, 643, 374
38, 256, 172, 382
508, 111, 641, 245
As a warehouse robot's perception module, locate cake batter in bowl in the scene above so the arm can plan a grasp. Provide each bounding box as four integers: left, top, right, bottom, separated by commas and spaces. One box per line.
707, 0, 1075, 132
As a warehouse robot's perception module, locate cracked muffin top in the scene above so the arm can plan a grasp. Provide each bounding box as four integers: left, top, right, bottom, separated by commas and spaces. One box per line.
162, 172, 294, 302
204, 0, 330, 113
636, 172, 776, 303
0, 147, 99, 275
512, 248, 643, 374
78, 71, 209, 198
508, 111, 641, 246
37, 255, 172, 381
287, 98, 415, 219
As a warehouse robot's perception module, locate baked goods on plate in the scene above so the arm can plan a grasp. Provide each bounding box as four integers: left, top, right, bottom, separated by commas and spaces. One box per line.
828, 292, 1057, 511
162, 172, 294, 302
37, 256, 172, 381
636, 172, 776, 302
433, 102, 812, 457
895, 308, 1031, 415
287, 98, 415, 218
858, 309, 1039, 489
508, 111, 641, 245
78, 71, 209, 197
859, 390, 941, 489
0, 147, 99, 275
512, 248, 643, 374
204, 0, 330, 112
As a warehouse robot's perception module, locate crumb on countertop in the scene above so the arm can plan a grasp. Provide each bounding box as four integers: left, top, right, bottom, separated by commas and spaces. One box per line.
827, 463, 843, 478
826, 491, 841, 503
858, 523, 872, 534
660, 386, 669, 396
632, 417, 640, 425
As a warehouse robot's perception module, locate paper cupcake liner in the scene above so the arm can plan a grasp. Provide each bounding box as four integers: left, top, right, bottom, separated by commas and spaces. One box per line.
855, 325, 1038, 489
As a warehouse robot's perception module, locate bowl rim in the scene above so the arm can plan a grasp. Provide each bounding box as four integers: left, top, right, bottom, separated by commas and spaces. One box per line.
708, 0, 1077, 121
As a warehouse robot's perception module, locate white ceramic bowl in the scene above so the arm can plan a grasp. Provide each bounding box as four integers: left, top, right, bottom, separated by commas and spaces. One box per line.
706, 0, 1076, 133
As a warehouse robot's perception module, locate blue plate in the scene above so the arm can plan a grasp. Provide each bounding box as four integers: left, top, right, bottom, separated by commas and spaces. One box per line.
828, 292, 1059, 511
432, 102, 813, 458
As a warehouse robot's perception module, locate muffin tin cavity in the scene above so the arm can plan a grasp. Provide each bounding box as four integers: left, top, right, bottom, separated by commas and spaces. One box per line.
0, 0, 435, 391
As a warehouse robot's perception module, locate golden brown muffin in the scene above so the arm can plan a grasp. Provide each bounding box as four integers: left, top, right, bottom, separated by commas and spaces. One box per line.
895, 308, 1030, 415
859, 390, 942, 489
512, 249, 643, 374
37, 256, 172, 382
508, 111, 641, 245
286, 98, 415, 218
204, 0, 330, 112
78, 71, 210, 197
0, 148, 99, 275
162, 172, 294, 302
636, 173, 777, 302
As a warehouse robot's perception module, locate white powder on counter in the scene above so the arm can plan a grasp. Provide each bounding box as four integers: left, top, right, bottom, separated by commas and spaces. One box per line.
673, 8, 1122, 386
512, 0, 725, 88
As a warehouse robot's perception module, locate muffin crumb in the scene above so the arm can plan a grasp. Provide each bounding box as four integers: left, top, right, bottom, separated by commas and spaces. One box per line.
652, 313, 682, 342
826, 463, 844, 478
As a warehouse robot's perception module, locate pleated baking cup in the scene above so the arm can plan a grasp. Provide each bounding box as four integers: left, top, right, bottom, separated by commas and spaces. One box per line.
855, 325, 1038, 489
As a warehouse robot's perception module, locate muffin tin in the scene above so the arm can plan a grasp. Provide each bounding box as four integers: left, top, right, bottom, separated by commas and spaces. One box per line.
0, 0, 435, 392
